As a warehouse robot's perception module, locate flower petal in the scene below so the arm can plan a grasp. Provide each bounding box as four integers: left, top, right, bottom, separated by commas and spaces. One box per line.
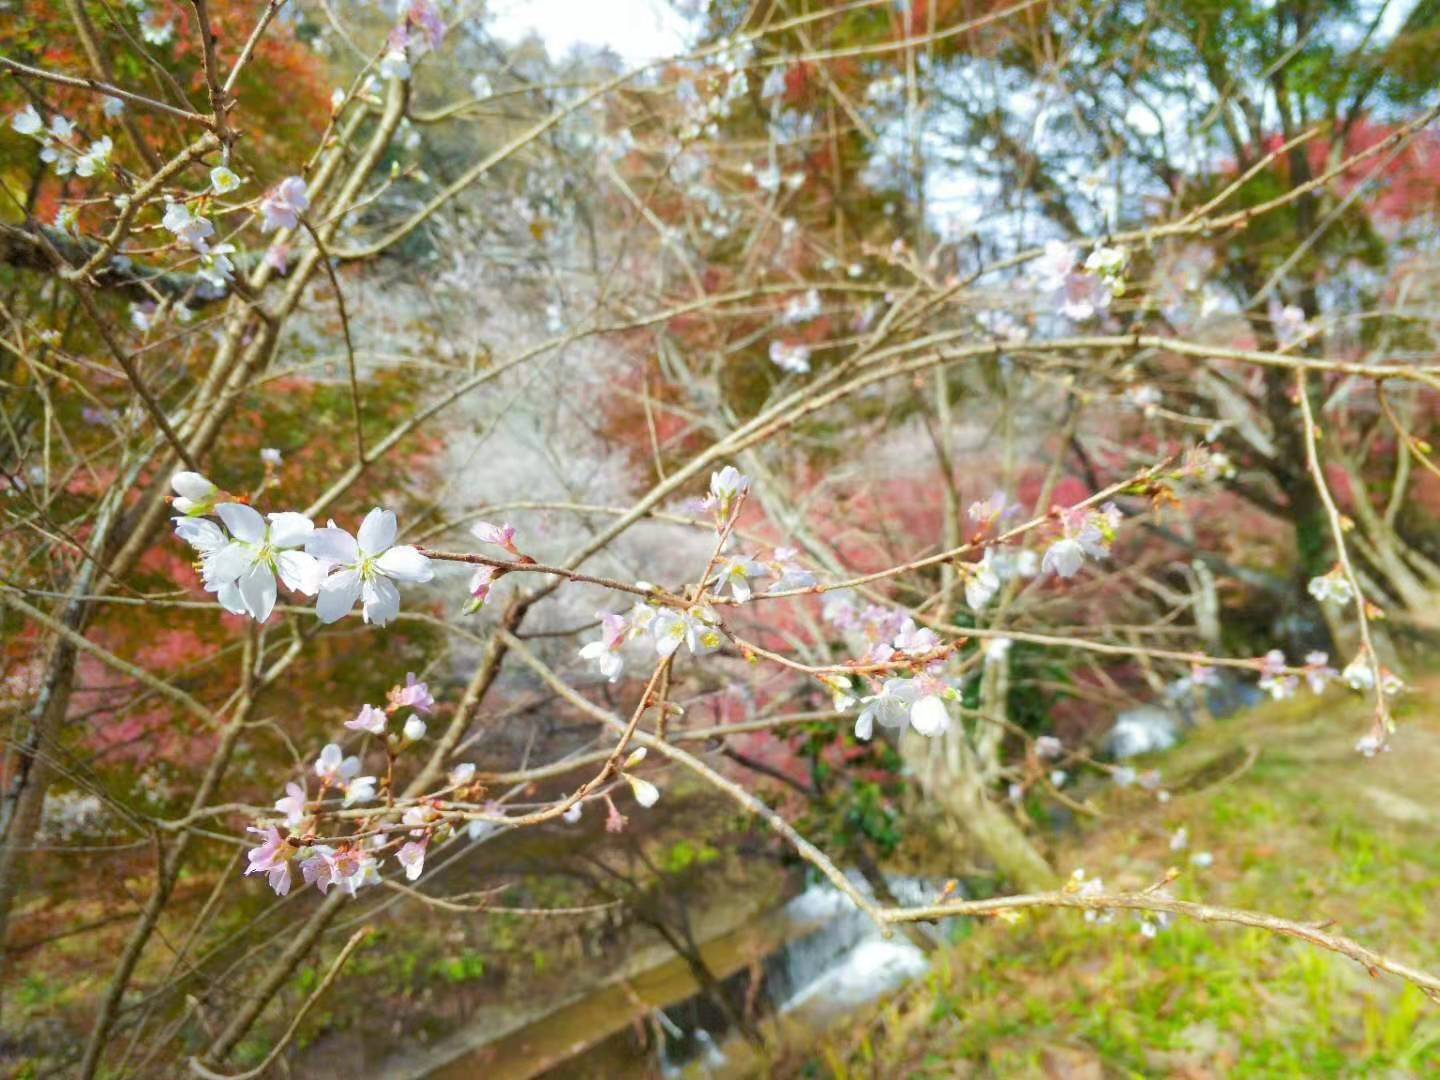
361, 574, 401, 626
375, 545, 433, 583
237, 562, 278, 622
203, 541, 253, 586
267, 511, 315, 548
216, 580, 247, 615
356, 508, 396, 557
909, 694, 950, 737
276, 550, 323, 596
306, 525, 358, 565
217, 502, 266, 544
316, 568, 361, 623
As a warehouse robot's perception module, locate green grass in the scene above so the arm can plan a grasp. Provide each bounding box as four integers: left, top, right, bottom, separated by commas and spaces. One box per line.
796, 682, 1440, 1077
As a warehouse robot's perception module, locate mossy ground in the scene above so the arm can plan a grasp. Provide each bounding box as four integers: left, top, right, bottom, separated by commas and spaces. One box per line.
789, 681, 1440, 1078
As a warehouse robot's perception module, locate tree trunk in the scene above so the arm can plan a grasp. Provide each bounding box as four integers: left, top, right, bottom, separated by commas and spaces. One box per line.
901, 727, 1057, 893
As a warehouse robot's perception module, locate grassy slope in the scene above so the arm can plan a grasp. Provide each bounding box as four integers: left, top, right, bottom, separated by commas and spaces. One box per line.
796, 681, 1440, 1078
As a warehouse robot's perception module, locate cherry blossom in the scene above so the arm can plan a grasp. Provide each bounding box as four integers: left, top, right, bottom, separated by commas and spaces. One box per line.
769, 341, 812, 374
1042, 503, 1119, 579
965, 550, 1001, 609
380, 48, 411, 81
402, 715, 427, 742
396, 839, 427, 881
314, 743, 362, 788
306, 509, 434, 626
470, 520, 519, 553
1307, 567, 1354, 606
11, 105, 42, 137
855, 676, 952, 740
465, 564, 497, 611
967, 490, 1013, 526
1342, 653, 1403, 696
210, 166, 242, 195
74, 137, 113, 178
579, 611, 628, 681
765, 547, 816, 591
1302, 651, 1337, 694
260, 177, 310, 233
202, 504, 323, 621
343, 775, 378, 806
388, 673, 435, 714
245, 826, 292, 896
893, 619, 940, 656
275, 782, 307, 829
651, 607, 721, 657
1257, 649, 1297, 700
162, 201, 214, 254
713, 555, 766, 602
345, 704, 387, 735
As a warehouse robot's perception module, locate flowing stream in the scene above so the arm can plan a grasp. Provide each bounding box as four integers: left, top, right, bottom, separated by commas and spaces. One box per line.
395, 875, 944, 1078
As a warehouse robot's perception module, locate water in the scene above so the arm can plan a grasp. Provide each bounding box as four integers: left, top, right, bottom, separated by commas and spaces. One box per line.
655, 874, 943, 1076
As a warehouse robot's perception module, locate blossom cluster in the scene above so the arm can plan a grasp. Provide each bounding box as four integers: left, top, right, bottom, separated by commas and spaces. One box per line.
169, 472, 432, 625
247, 674, 452, 896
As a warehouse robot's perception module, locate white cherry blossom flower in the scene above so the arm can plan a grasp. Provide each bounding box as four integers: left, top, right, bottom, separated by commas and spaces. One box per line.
314, 743, 360, 787
74, 136, 113, 177
210, 166, 242, 194
402, 715, 427, 742
174, 516, 227, 558
714, 555, 766, 602
306, 508, 433, 627
1042, 503, 1118, 579
1307, 567, 1353, 606
766, 547, 816, 591
965, 549, 1001, 610
11, 105, 43, 136
579, 611, 628, 681
397, 839, 426, 880
855, 677, 951, 740
162, 201, 214, 254
203, 504, 322, 621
